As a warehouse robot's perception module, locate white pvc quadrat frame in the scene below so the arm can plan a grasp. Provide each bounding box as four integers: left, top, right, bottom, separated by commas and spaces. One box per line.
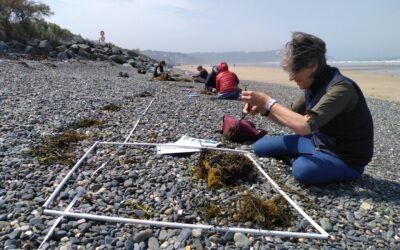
43, 141, 329, 240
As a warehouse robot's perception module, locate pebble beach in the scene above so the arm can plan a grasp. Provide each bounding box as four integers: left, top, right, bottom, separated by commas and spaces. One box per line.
0, 59, 399, 249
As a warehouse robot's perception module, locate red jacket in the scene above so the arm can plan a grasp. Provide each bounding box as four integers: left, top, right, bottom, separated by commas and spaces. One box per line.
216, 71, 239, 93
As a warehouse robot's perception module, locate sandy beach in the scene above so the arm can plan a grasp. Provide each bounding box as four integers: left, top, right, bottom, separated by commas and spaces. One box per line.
178, 65, 400, 102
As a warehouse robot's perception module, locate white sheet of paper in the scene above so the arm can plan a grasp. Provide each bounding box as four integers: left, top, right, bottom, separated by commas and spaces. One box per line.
156, 135, 220, 155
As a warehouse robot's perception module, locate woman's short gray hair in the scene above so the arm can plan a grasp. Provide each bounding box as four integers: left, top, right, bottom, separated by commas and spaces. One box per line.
281, 32, 327, 73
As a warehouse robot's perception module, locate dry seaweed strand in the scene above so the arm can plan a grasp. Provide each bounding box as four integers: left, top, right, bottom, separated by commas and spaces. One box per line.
135, 91, 153, 97
101, 104, 121, 111
68, 118, 105, 129
234, 190, 292, 227
123, 91, 153, 101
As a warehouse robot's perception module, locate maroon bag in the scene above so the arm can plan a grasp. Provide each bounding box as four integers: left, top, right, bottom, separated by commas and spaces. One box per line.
222, 115, 267, 142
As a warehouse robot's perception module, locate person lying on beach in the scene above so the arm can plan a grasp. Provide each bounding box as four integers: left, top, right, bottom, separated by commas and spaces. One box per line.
241, 32, 374, 185
216, 62, 240, 99
192, 65, 209, 83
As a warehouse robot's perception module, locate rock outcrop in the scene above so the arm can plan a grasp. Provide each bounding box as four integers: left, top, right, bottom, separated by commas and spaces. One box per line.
0, 35, 157, 70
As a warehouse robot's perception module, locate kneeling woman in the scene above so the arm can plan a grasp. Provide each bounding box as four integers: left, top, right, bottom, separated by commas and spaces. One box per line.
241, 32, 373, 185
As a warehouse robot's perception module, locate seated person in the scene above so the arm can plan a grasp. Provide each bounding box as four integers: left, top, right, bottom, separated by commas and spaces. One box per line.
216, 62, 240, 99
204, 65, 218, 91
192, 65, 209, 83
153, 60, 166, 78
241, 32, 373, 185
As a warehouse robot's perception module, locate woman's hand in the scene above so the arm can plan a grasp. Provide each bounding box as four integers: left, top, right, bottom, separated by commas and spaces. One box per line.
242, 103, 261, 115
241, 91, 271, 115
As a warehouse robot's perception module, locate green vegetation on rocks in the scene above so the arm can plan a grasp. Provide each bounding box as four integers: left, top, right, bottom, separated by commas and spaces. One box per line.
0, 0, 71, 41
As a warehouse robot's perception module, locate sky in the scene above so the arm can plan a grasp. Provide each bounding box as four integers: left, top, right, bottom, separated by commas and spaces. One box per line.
41, 0, 400, 60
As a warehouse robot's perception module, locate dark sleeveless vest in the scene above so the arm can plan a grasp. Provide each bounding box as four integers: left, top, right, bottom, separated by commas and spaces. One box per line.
305, 66, 373, 166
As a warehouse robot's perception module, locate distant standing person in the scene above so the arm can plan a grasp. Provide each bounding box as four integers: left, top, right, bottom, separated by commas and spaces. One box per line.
204, 65, 219, 91
216, 62, 240, 99
192, 65, 209, 83
153, 60, 166, 78
241, 32, 374, 185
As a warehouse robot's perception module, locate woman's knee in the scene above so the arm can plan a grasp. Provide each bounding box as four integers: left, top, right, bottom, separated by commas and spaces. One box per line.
292, 158, 316, 184
253, 138, 272, 157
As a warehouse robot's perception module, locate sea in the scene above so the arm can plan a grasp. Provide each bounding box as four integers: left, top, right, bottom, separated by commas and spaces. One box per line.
244, 60, 400, 75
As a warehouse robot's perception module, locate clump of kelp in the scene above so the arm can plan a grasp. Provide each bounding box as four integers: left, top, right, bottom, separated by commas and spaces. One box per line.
193, 150, 257, 189
30, 130, 87, 165
198, 204, 225, 220
234, 191, 292, 227
29, 117, 108, 164
135, 91, 154, 97
68, 118, 105, 129
101, 104, 121, 111
124, 91, 154, 100
197, 190, 293, 227
193, 150, 293, 227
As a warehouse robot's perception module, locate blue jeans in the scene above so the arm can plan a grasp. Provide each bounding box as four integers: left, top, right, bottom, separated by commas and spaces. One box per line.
253, 135, 365, 185
218, 91, 239, 100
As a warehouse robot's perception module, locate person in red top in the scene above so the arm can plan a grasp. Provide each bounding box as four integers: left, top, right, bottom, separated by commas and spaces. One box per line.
216, 62, 240, 99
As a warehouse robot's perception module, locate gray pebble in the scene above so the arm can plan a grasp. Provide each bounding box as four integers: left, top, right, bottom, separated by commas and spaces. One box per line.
148, 236, 160, 249
133, 229, 153, 242
320, 218, 332, 231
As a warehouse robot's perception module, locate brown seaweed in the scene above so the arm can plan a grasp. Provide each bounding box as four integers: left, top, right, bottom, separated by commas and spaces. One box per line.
29, 130, 87, 165
68, 118, 105, 129
101, 104, 121, 111
193, 150, 257, 189
234, 190, 292, 227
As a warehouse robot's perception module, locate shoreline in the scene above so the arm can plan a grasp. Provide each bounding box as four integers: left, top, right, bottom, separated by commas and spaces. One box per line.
177, 65, 400, 102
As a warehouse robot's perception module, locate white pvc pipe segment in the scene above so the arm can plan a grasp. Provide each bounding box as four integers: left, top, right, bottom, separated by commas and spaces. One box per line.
124, 98, 155, 143
39, 188, 84, 249
99, 141, 249, 154
44, 209, 328, 239
245, 153, 329, 238
43, 141, 99, 208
